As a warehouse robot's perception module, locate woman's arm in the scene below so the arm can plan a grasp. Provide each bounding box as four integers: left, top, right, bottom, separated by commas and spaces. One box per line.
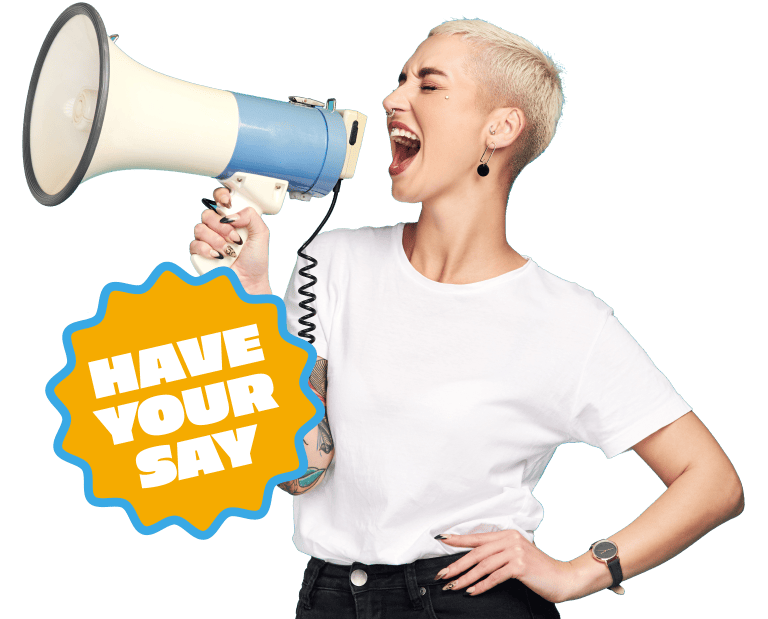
434, 412, 743, 603
564, 410, 744, 600
277, 357, 335, 495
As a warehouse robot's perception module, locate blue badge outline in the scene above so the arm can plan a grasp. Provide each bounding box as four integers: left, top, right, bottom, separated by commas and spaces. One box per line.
45, 262, 322, 540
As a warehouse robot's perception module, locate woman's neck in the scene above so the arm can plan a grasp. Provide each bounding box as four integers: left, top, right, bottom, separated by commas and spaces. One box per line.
403, 216, 527, 284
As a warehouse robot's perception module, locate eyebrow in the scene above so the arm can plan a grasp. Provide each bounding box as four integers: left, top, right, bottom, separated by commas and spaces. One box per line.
398, 67, 449, 83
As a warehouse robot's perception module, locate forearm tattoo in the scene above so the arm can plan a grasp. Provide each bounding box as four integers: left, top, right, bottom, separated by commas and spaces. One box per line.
309, 357, 328, 401
310, 358, 332, 454
278, 357, 333, 495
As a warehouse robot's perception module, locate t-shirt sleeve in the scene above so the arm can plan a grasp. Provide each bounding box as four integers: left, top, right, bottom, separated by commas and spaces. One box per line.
568, 310, 692, 458
282, 247, 330, 361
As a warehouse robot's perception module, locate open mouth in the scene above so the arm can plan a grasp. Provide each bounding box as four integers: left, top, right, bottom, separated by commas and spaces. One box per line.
389, 141, 421, 174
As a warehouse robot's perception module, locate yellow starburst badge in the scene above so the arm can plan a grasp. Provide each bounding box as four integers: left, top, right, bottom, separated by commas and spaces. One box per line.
46, 263, 322, 538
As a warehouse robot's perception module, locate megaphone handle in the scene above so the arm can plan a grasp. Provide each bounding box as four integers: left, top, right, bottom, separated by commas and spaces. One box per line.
190, 187, 262, 275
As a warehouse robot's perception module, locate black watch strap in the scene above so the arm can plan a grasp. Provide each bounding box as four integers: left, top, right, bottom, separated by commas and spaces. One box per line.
607, 557, 623, 589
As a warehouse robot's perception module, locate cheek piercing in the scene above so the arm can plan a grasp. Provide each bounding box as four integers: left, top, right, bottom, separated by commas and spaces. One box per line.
445, 95, 449, 99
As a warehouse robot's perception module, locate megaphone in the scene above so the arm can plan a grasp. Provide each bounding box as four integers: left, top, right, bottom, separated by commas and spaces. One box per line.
23, 2, 367, 275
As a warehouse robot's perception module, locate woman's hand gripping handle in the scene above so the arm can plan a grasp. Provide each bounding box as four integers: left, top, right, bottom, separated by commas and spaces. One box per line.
189, 187, 272, 295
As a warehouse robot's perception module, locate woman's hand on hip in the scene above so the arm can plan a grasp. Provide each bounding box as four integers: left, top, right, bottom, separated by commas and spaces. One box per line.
434, 529, 576, 604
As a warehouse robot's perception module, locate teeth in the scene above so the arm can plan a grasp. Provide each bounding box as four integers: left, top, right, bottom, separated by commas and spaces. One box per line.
390, 127, 420, 142
393, 136, 420, 148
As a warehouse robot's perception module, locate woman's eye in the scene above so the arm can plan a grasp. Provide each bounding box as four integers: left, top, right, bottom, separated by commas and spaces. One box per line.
420, 85, 437, 91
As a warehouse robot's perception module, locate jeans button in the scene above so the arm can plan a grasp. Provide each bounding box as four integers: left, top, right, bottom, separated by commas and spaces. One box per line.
420, 586, 426, 596
350, 569, 368, 586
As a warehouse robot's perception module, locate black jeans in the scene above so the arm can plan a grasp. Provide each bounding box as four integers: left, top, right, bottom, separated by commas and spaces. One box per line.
295, 551, 561, 618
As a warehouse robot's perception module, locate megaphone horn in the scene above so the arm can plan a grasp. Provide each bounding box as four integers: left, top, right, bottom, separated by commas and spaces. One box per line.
23, 2, 367, 274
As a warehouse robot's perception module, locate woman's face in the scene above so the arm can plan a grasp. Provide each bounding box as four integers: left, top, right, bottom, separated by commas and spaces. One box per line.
382, 35, 490, 204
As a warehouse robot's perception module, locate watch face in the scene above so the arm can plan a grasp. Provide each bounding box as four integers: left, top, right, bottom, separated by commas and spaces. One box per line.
593, 541, 618, 560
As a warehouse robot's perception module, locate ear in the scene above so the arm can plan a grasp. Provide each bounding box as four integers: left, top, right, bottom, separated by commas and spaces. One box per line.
488, 107, 526, 149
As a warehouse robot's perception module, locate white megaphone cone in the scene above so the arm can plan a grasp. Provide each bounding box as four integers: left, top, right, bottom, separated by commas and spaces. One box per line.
23, 2, 367, 275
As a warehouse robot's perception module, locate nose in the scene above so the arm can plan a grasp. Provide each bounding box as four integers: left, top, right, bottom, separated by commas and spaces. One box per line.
382, 86, 408, 118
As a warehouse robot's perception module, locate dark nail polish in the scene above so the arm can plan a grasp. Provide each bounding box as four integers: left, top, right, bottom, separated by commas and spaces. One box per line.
462, 591, 473, 597
220, 217, 235, 224
233, 236, 243, 245
201, 198, 220, 214
214, 251, 224, 259
434, 534, 448, 540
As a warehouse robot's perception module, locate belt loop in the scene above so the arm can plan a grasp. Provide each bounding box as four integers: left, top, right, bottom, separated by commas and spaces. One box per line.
404, 561, 424, 610
300, 557, 326, 610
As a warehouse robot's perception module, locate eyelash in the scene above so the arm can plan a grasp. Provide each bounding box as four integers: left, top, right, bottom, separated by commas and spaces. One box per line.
394, 83, 438, 92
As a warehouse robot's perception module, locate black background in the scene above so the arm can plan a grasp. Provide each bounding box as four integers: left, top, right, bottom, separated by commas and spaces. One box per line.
28, 3, 744, 617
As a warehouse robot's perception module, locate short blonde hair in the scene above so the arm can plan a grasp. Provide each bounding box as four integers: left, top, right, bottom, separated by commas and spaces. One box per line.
428, 19, 564, 187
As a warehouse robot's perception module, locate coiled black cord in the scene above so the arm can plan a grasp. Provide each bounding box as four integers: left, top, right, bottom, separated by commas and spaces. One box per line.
297, 178, 342, 343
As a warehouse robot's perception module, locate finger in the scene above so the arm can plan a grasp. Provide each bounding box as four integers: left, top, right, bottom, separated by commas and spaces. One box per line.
436, 530, 512, 547
193, 223, 239, 259
464, 569, 513, 597
216, 206, 270, 239
213, 187, 231, 208
201, 209, 244, 245
441, 554, 508, 593
435, 542, 508, 584
189, 239, 225, 260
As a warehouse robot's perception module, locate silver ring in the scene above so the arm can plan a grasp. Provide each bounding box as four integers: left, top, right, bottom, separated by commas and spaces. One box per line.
386, 108, 395, 118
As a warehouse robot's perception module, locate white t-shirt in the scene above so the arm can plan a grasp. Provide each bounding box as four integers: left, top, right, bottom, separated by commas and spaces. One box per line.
282, 222, 691, 566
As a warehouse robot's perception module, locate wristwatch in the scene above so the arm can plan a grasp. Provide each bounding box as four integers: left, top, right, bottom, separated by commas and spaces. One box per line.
590, 539, 625, 595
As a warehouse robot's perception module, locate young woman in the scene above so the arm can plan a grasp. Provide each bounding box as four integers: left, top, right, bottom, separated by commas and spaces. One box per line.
190, 19, 744, 619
